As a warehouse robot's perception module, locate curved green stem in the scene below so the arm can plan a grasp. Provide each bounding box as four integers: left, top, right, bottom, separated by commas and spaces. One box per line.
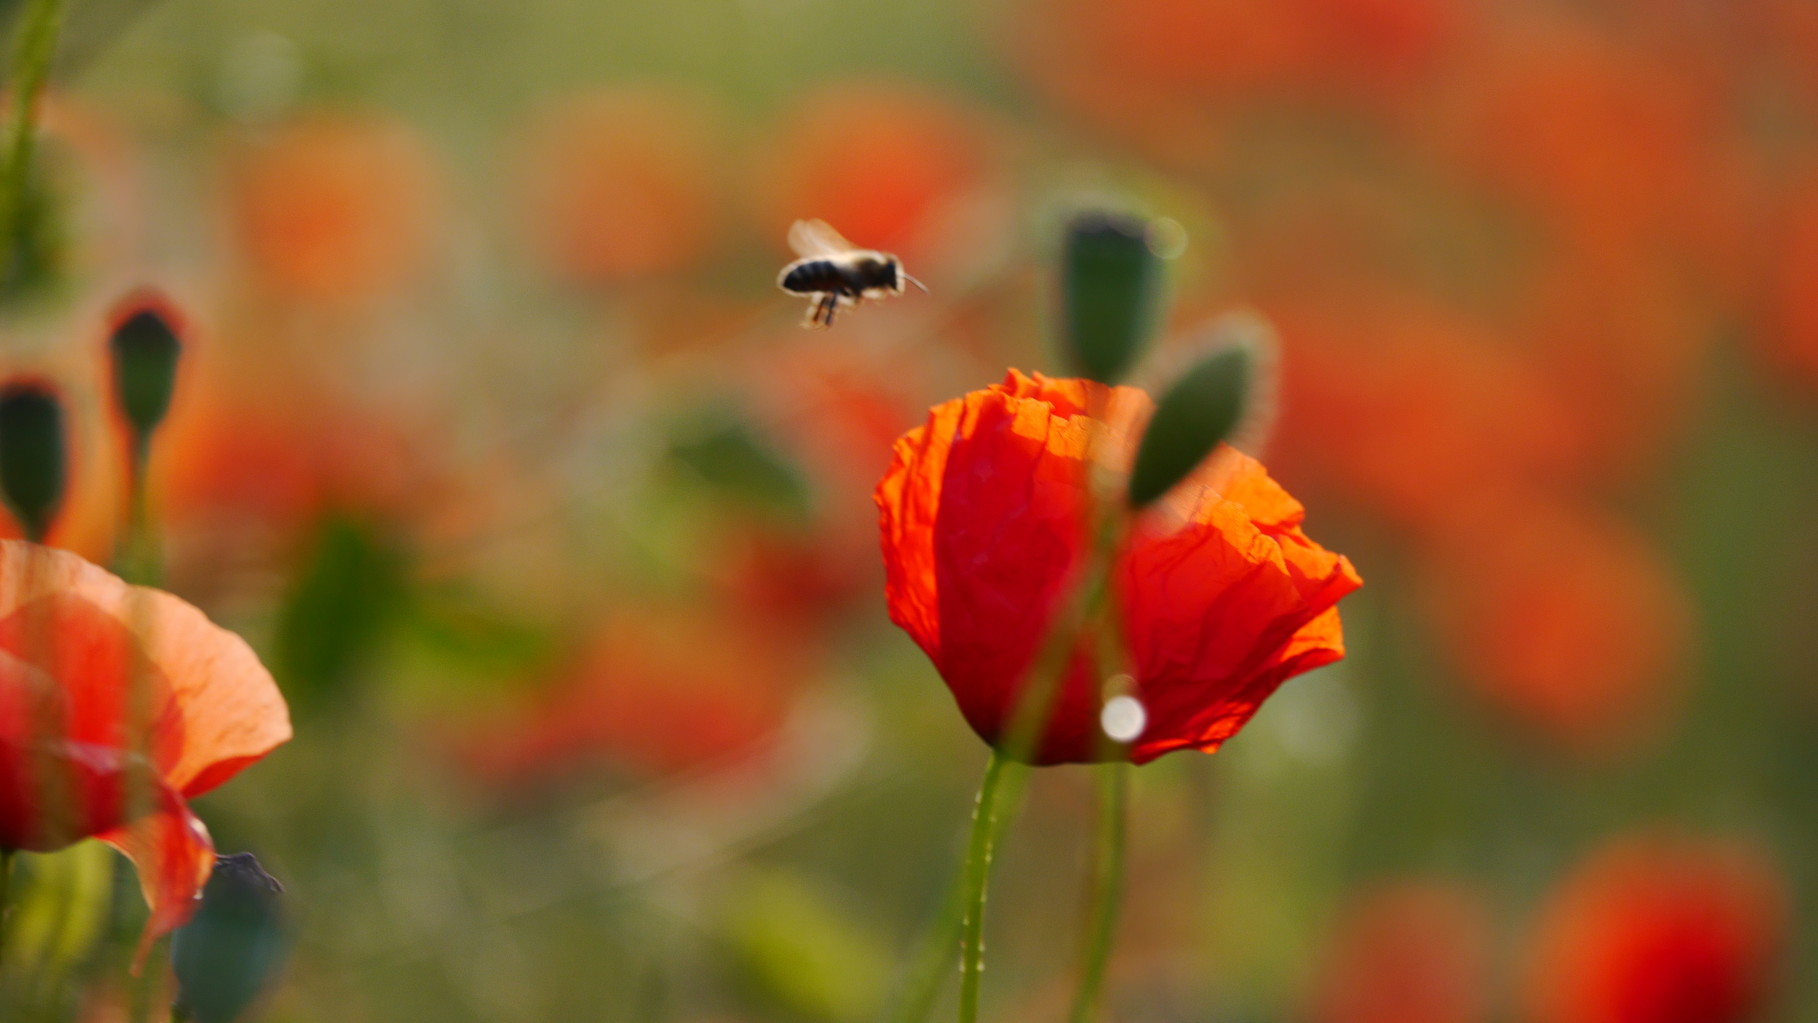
1068, 764, 1128, 1023
0, 0, 66, 279
958, 749, 1014, 1023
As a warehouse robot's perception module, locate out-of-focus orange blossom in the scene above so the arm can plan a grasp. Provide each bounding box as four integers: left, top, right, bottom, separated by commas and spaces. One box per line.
1421, 496, 1692, 753
1523, 834, 1787, 1023
451, 607, 813, 786
1514, 249, 1716, 480
1265, 285, 1580, 533
752, 82, 1004, 269
1423, 17, 1739, 262
1308, 879, 1494, 1023
224, 111, 439, 304
518, 88, 722, 286
149, 340, 439, 594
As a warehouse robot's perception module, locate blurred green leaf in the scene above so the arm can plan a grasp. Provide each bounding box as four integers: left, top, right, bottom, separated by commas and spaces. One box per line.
271, 516, 407, 711
2, 842, 114, 997
1060, 210, 1162, 384
721, 870, 891, 1023
1127, 330, 1255, 509
0, 156, 66, 309
666, 413, 811, 522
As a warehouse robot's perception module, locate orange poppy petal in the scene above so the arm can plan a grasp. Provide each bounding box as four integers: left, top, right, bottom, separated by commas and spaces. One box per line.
0, 541, 290, 796
98, 789, 215, 969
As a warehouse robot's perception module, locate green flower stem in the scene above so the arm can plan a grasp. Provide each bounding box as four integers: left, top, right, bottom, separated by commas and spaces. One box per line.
0, 848, 14, 970
958, 748, 1019, 1023
1068, 763, 1128, 1023
0, 0, 66, 275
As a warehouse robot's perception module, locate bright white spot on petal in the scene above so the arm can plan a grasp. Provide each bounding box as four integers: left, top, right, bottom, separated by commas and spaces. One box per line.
1100, 695, 1147, 744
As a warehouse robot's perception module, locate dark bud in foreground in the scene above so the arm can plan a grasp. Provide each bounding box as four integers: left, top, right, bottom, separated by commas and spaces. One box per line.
0, 380, 66, 542
108, 294, 184, 448
172, 852, 288, 1023
1060, 210, 1162, 385
1127, 319, 1259, 509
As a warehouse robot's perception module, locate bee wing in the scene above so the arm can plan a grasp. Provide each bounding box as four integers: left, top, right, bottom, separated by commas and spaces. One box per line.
787, 219, 855, 258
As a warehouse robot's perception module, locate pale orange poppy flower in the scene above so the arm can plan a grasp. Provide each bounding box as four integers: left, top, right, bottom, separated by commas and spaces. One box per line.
0, 541, 290, 958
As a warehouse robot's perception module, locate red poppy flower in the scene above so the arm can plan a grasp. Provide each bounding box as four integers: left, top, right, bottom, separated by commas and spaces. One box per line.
1523, 834, 1786, 1023
876, 370, 1361, 765
0, 541, 290, 958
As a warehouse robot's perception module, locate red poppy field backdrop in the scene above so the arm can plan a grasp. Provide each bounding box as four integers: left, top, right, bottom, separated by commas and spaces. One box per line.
0, 0, 1814, 1021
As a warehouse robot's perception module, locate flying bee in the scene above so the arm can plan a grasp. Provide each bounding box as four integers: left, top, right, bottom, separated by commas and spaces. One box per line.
776, 219, 925, 329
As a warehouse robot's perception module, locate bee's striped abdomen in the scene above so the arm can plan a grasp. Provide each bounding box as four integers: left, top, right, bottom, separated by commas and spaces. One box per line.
780, 259, 848, 295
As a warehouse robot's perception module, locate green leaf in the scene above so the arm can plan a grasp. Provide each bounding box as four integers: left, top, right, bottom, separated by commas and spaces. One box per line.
721, 870, 891, 1022
1127, 337, 1255, 509
1060, 210, 1162, 384
272, 516, 407, 712
666, 413, 811, 522
1, 842, 115, 991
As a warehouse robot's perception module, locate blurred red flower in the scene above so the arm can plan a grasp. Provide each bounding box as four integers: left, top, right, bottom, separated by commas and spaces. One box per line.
1267, 286, 1581, 532
518, 88, 721, 285
876, 370, 1360, 765
752, 82, 1002, 269
1524, 834, 1787, 1023
1422, 496, 1691, 753
1310, 879, 1494, 1023
456, 608, 810, 785
1426, 17, 1736, 262
0, 541, 290, 956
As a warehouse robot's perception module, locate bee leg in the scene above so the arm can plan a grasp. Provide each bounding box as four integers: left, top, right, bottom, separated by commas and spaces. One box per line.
803, 295, 830, 329
814, 293, 837, 328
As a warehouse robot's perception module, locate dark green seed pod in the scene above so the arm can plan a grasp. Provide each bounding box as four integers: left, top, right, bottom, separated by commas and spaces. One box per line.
1127, 336, 1255, 510
172, 852, 289, 1023
108, 295, 184, 445
1059, 210, 1161, 385
0, 380, 66, 542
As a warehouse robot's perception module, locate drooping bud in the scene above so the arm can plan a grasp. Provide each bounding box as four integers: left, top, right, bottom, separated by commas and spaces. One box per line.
171, 852, 288, 1023
1059, 210, 1163, 384
108, 293, 185, 451
1127, 316, 1263, 509
0, 379, 66, 542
